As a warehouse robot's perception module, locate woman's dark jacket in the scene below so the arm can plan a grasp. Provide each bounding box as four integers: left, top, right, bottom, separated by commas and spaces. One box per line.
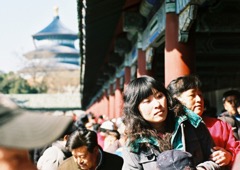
122, 108, 219, 170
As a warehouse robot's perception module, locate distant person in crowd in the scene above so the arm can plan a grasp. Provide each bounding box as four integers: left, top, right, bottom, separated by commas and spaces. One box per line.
74, 112, 89, 129
30, 111, 75, 164
167, 75, 240, 169
30, 144, 51, 165
218, 89, 240, 140
122, 76, 219, 170
85, 121, 95, 130
97, 115, 105, 124
85, 121, 101, 133
114, 118, 127, 157
85, 113, 101, 133
37, 123, 78, 170
103, 130, 121, 154
88, 112, 97, 123
100, 119, 122, 154
58, 127, 123, 170
97, 120, 116, 149
0, 94, 73, 170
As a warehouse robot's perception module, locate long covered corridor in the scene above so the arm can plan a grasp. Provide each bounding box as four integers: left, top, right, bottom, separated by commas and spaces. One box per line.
77, 0, 240, 118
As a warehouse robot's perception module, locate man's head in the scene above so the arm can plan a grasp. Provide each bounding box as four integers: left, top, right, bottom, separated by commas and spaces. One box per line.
0, 94, 73, 170
167, 75, 205, 116
222, 90, 240, 115
66, 128, 100, 170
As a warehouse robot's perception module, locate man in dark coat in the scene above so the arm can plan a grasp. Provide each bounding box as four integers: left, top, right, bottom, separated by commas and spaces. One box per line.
218, 89, 240, 139
58, 128, 123, 170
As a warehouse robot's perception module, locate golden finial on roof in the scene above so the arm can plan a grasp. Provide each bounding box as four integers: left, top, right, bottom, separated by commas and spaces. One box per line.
53, 5, 59, 17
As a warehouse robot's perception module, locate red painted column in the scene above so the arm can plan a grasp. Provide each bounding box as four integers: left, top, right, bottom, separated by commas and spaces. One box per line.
109, 84, 115, 119
96, 100, 101, 117
124, 66, 131, 90
137, 49, 152, 77
87, 101, 96, 116
164, 13, 195, 87
102, 90, 109, 118
106, 89, 110, 120
115, 78, 123, 118
99, 95, 104, 117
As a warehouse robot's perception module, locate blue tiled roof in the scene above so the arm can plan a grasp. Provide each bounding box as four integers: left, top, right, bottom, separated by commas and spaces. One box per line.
24, 45, 80, 65
41, 45, 79, 54
33, 16, 78, 40
24, 45, 79, 58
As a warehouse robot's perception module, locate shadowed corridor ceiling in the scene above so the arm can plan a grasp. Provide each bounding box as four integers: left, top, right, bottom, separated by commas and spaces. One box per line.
77, 0, 240, 109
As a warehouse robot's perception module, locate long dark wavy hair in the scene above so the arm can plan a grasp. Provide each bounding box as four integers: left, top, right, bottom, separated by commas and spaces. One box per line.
122, 76, 185, 144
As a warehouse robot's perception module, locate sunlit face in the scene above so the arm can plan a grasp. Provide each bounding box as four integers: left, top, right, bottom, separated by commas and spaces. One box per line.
72, 145, 98, 170
237, 106, 240, 115
0, 147, 37, 170
85, 122, 94, 130
138, 90, 168, 129
223, 96, 238, 115
176, 88, 204, 116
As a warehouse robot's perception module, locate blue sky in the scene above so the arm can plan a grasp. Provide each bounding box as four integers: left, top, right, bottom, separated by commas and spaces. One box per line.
0, 0, 78, 73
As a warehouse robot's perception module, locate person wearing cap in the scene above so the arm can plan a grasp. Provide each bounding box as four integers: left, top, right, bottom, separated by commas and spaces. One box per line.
103, 129, 121, 154
74, 113, 89, 129
58, 127, 123, 170
122, 76, 219, 170
97, 120, 116, 149
0, 95, 73, 170
218, 89, 240, 140
99, 120, 121, 154
37, 123, 78, 170
167, 75, 240, 169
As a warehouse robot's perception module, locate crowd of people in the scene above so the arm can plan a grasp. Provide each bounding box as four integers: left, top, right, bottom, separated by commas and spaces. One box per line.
0, 75, 240, 170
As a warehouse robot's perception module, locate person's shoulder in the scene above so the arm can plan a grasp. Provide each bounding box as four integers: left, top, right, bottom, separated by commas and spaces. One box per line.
218, 111, 230, 117
203, 116, 232, 129
102, 151, 123, 169
218, 111, 233, 120
38, 145, 61, 161
180, 107, 203, 128
103, 151, 123, 160
58, 156, 76, 170
203, 116, 221, 124
218, 113, 235, 125
61, 156, 74, 162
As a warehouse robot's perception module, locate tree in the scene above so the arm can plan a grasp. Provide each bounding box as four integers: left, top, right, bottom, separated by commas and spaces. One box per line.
0, 72, 47, 94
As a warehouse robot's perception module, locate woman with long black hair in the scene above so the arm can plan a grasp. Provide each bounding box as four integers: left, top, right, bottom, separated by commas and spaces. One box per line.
121, 75, 219, 170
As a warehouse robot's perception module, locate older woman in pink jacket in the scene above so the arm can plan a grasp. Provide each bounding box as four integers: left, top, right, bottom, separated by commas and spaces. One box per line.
167, 75, 240, 169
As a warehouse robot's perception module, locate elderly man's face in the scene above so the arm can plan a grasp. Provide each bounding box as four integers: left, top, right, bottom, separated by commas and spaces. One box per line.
72, 145, 98, 170
0, 147, 37, 170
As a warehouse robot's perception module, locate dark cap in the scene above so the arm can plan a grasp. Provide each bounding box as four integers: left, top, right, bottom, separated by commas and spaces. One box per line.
157, 150, 195, 170
0, 95, 73, 149
222, 90, 240, 102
